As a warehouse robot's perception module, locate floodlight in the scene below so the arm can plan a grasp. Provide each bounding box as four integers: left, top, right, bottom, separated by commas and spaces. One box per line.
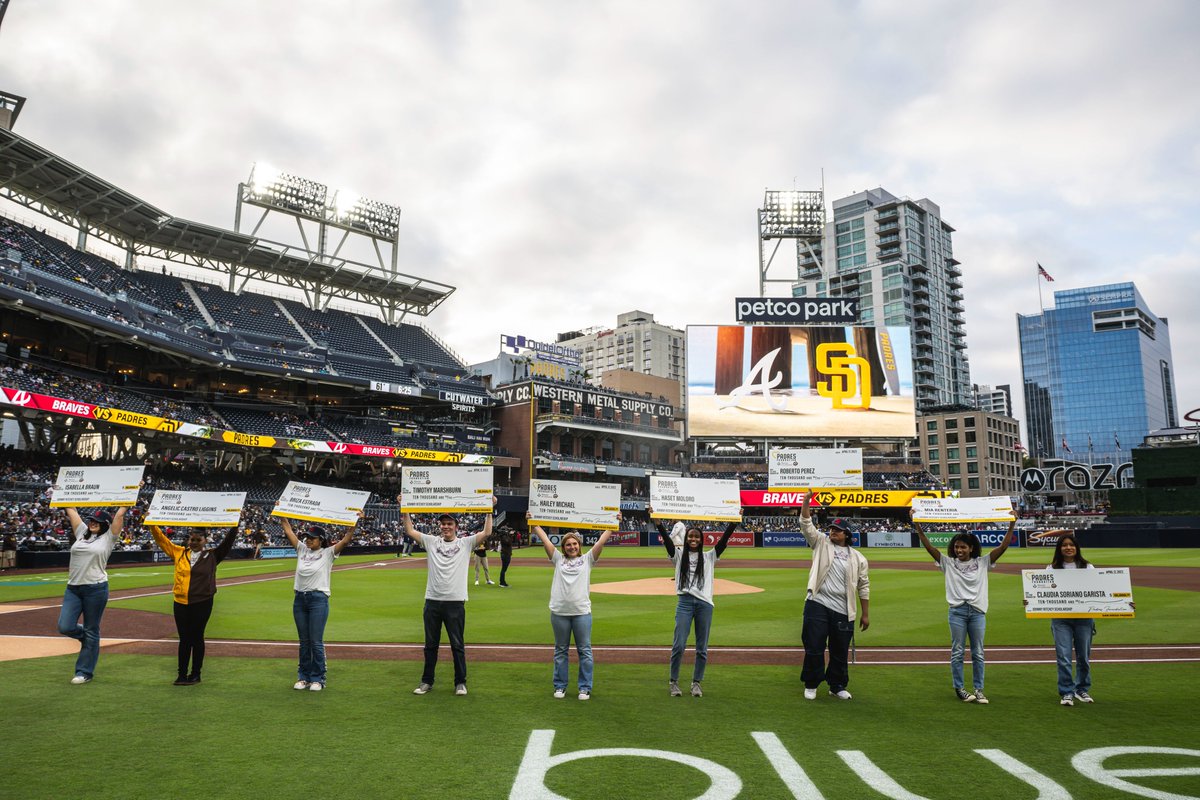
249, 162, 281, 196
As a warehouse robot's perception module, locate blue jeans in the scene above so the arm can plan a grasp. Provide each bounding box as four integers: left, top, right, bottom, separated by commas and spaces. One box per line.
550, 612, 593, 692
1051, 618, 1094, 695
948, 604, 986, 691
58, 582, 108, 679
670, 594, 714, 683
293, 591, 330, 684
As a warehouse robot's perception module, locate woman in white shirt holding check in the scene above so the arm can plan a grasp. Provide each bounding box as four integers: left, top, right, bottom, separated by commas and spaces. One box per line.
279, 514, 358, 692
57, 506, 128, 684
528, 513, 614, 700
913, 510, 1014, 704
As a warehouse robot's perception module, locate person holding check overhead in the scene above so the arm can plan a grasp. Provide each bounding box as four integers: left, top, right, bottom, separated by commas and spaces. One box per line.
399, 493, 497, 697
57, 505, 129, 684
528, 513, 616, 700
650, 507, 741, 698
799, 490, 870, 701
912, 508, 1014, 704
278, 513, 360, 692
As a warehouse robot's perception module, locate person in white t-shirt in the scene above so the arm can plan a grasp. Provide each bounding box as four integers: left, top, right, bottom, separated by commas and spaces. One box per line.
913, 510, 1014, 704
1047, 533, 1107, 706
279, 514, 358, 692
798, 491, 870, 701
528, 513, 615, 700
399, 494, 496, 697
651, 506, 740, 698
56, 506, 128, 685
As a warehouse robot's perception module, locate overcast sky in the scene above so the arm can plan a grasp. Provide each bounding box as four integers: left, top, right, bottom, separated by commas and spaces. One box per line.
2, 0, 1198, 432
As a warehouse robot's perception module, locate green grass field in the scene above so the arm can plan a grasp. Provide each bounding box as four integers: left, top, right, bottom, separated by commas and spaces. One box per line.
5, 547, 1199, 799
2, 656, 1197, 799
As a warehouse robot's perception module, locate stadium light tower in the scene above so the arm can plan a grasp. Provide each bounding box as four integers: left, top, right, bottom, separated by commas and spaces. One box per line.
757, 188, 825, 296
235, 163, 403, 277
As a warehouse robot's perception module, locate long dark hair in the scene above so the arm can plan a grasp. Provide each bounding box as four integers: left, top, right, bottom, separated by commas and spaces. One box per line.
676, 527, 705, 590
1051, 533, 1089, 569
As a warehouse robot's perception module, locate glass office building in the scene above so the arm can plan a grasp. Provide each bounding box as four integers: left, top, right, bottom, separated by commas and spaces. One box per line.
1018, 283, 1177, 465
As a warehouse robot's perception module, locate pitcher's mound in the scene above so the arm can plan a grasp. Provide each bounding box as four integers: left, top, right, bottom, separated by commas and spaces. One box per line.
593, 577, 763, 596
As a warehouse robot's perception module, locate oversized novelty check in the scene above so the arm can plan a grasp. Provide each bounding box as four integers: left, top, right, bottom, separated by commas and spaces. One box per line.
271, 481, 370, 526
401, 465, 493, 513
649, 476, 742, 522
144, 491, 246, 527
912, 496, 1014, 524
528, 480, 621, 530
769, 447, 863, 491
1022, 568, 1135, 618
50, 465, 145, 508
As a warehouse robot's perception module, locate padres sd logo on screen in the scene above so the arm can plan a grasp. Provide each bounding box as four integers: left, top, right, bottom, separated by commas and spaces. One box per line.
815, 343, 872, 410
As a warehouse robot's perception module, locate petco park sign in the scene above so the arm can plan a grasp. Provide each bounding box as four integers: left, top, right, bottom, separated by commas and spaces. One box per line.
734, 297, 859, 324
510, 730, 1199, 799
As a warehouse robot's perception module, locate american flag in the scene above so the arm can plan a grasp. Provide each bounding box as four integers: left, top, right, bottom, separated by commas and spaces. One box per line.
1114, 432, 1121, 450
1038, 263, 1055, 282
1061, 436, 1072, 454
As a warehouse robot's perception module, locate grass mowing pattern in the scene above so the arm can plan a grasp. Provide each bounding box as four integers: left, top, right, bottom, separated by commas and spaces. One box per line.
3, 655, 1197, 799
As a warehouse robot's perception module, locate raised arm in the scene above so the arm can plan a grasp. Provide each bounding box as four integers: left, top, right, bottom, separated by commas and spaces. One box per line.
988, 519, 1015, 565
589, 519, 618, 562
398, 495, 423, 542
798, 490, 821, 546
478, 495, 498, 542
110, 507, 127, 539
332, 514, 359, 555
149, 525, 182, 558
278, 514, 300, 549
527, 514, 557, 560
64, 507, 84, 540
713, 518, 739, 558
911, 510, 941, 563
212, 525, 239, 563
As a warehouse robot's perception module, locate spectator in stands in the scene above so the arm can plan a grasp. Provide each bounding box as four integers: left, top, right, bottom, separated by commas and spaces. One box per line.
278, 514, 358, 692
912, 511, 1014, 704
650, 507, 740, 698
798, 490, 870, 701
400, 494, 496, 697
528, 514, 615, 700
1047, 533, 1100, 706
57, 506, 128, 684
148, 521, 241, 686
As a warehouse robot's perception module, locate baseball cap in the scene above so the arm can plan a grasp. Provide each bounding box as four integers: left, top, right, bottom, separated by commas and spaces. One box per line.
829, 517, 856, 533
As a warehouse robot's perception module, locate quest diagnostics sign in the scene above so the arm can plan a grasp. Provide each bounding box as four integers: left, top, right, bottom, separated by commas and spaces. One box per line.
734, 297, 859, 324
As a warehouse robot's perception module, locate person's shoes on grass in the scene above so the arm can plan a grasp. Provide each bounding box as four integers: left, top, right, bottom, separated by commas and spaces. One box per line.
691, 681, 703, 698
1060, 694, 1074, 706
829, 689, 852, 700
578, 691, 590, 701
293, 680, 309, 690
804, 687, 817, 700
70, 674, 91, 685
1074, 690, 1093, 703
455, 683, 468, 696
309, 682, 324, 692
973, 690, 988, 704
553, 688, 566, 699
413, 682, 432, 695
956, 688, 975, 702
669, 680, 682, 697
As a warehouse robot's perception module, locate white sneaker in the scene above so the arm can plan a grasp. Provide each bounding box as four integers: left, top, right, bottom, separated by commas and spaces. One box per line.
487, 580, 495, 585
1060, 694, 1074, 706
70, 675, 91, 685
829, 689, 853, 700
308, 682, 324, 692
455, 683, 468, 696
578, 691, 591, 701
413, 682, 432, 695
553, 688, 566, 699
804, 687, 817, 700
474, 580, 480, 585
293, 680, 309, 690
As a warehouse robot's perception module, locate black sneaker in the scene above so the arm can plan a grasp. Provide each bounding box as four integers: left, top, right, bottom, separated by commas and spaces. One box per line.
956, 688, 976, 702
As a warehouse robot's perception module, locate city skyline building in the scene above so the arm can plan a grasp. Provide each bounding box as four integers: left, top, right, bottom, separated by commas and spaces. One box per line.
918, 408, 1022, 497
791, 187, 971, 410
556, 310, 685, 388
973, 383, 1013, 418
1017, 282, 1177, 465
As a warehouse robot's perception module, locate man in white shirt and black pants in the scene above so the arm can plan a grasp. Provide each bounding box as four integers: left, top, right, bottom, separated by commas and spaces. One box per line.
400, 495, 495, 697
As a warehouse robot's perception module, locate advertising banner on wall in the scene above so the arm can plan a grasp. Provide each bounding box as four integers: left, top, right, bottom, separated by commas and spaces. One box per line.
740, 489, 951, 508
865, 530, 911, 548
648, 529, 755, 547
685, 324, 914, 438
